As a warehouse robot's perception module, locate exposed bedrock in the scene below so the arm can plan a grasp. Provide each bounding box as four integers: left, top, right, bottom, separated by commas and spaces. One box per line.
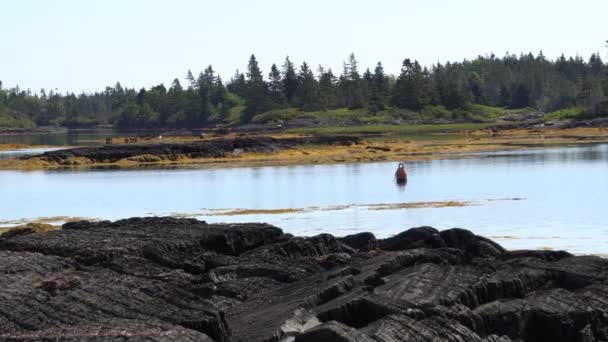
0, 219, 606, 341
22, 135, 361, 165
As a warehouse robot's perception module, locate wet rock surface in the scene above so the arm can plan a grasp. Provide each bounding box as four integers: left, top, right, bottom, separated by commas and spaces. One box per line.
22, 135, 360, 165
0, 217, 607, 341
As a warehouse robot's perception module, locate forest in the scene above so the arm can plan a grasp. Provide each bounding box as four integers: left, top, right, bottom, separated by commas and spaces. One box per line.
1, 50, 607, 128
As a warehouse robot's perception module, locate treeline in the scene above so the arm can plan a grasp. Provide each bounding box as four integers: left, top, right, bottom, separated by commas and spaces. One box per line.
1, 50, 608, 128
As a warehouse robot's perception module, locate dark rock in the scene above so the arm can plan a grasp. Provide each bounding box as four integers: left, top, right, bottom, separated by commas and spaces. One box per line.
22, 135, 361, 165
379, 226, 446, 251
0, 320, 214, 341
440, 227, 505, 258
294, 321, 374, 342
320, 253, 352, 269
500, 249, 573, 261
1, 218, 607, 341
339, 232, 378, 251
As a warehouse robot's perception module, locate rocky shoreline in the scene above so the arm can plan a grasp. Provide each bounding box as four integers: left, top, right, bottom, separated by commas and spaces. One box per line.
0, 217, 606, 341
19, 135, 360, 166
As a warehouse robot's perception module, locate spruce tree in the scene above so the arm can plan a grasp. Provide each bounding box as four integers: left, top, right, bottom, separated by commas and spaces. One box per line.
186, 70, 196, 89
296, 62, 320, 111
369, 62, 388, 113
268, 63, 287, 108
392, 59, 431, 110
318, 66, 337, 110
339, 53, 365, 109
510, 84, 531, 108
227, 70, 247, 98
282, 56, 298, 105
242, 54, 269, 123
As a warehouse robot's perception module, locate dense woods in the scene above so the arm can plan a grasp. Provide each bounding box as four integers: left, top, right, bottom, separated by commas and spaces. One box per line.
1, 49, 608, 128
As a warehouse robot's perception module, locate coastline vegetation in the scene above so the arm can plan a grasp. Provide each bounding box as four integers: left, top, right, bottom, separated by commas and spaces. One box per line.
1, 49, 607, 130
286, 122, 492, 135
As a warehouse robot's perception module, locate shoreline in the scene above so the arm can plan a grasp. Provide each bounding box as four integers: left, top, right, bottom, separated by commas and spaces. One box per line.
2, 197, 607, 256
1, 127, 608, 171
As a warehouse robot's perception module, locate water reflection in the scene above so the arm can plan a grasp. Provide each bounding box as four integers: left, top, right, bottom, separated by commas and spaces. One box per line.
395, 180, 408, 191
0, 129, 152, 146
0, 147, 66, 160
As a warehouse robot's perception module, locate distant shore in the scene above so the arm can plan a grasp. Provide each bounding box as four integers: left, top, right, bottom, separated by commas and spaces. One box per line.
1, 125, 608, 170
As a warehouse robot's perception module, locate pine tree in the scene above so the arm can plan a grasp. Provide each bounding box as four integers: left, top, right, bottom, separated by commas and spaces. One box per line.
186, 70, 196, 89
282, 56, 298, 105
227, 69, 247, 98
339, 53, 365, 109
210, 76, 227, 107
392, 59, 431, 110
166, 78, 184, 125
589, 53, 603, 76
369, 62, 388, 113
296, 62, 320, 111
499, 84, 511, 107
268, 63, 287, 108
577, 78, 605, 113
318, 66, 337, 110
242, 54, 269, 123
193, 67, 214, 125
510, 84, 531, 108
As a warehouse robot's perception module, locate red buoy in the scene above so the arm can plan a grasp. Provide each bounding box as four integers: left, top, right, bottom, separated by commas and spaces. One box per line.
395, 163, 407, 183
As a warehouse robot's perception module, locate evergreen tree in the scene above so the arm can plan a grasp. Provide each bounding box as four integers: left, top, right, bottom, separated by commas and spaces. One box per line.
510, 84, 531, 108
392, 59, 431, 110
210, 76, 227, 107
499, 84, 511, 107
339, 53, 365, 109
282, 56, 298, 105
368, 62, 388, 113
577, 78, 605, 113
227, 69, 247, 98
318, 66, 338, 110
186, 70, 196, 89
193, 66, 214, 125
589, 53, 603, 76
296, 62, 321, 111
242, 54, 269, 123
268, 63, 287, 108
166, 78, 185, 125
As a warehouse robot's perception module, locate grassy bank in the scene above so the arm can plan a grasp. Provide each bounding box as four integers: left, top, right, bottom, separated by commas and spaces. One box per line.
286, 123, 493, 135
249, 104, 510, 127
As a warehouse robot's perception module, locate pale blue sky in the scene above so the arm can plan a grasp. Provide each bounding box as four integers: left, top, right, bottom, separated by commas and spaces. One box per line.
1, 0, 606, 93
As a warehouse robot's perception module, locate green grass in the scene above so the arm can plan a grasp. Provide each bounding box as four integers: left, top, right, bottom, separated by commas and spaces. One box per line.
250, 104, 510, 127
226, 105, 246, 125
467, 104, 508, 119
543, 107, 588, 121
0, 113, 36, 128
251, 107, 373, 125
287, 123, 493, 135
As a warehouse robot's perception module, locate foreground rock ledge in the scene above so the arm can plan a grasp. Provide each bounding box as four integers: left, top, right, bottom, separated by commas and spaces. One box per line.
0, 218, 606, 342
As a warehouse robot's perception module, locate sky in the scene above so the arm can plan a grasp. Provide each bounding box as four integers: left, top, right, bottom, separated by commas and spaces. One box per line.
1, 0, 606, 93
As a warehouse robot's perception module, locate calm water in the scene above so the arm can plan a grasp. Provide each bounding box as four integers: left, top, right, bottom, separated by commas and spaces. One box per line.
0, 129, 149, 146
1, 144, 607, 254
0, 147, 66, 160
